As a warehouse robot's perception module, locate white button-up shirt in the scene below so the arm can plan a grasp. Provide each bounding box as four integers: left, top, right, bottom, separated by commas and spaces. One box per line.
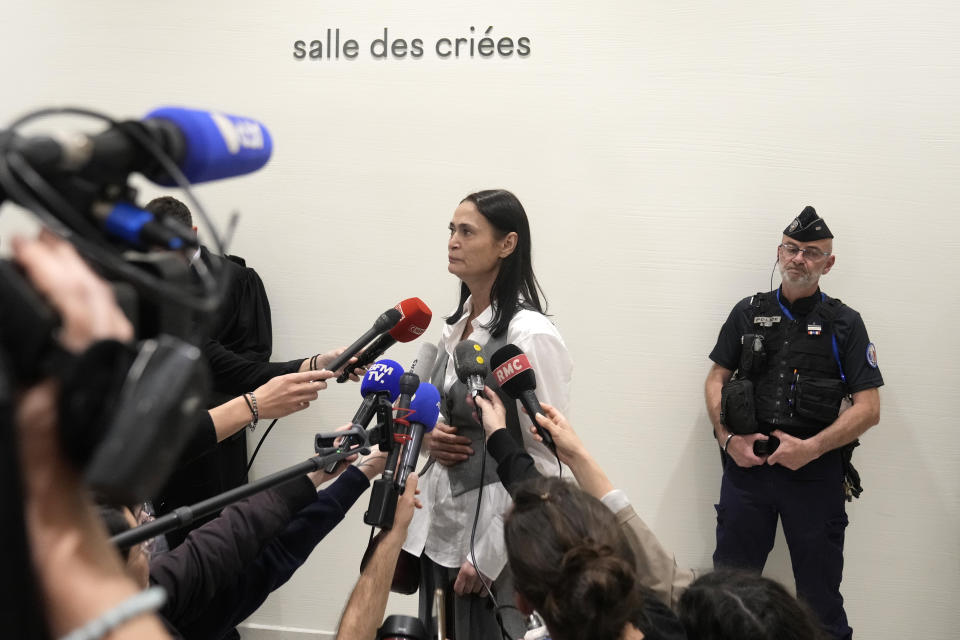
403, 296, 573, 579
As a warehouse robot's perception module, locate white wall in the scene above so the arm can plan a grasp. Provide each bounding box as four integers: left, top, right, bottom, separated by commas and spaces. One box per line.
2, 1, 958, 638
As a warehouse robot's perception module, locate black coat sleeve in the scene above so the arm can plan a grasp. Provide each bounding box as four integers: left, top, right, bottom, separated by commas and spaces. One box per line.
202, 339, 304, 397
175, 468, 371, 639
149, 475, 317, 630
487, 429, 542, 495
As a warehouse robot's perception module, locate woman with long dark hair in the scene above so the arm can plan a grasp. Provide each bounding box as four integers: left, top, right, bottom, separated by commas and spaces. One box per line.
402, 189, 573, 639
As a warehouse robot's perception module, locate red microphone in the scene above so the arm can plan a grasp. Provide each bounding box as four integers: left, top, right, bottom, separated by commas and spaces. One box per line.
336, 297, 432, 382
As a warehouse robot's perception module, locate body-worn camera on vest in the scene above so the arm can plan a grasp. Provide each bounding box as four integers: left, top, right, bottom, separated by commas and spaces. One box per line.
739, 333, 766, 374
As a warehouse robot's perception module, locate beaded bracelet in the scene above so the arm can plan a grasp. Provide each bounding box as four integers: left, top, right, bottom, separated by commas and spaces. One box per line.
243, 392, 259, 429
59, 586, 166, 640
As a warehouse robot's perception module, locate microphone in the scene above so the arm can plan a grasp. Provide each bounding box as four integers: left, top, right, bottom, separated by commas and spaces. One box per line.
322, 307, 403, 375
324, 359, 404, 473
397, 382, 440, 492
452, 340, 488, 398
9, 106, 273, 186
336, 297, 432, 382
490, 344, 555, 451
409, 342, 439, 380
380, 370, 420, 483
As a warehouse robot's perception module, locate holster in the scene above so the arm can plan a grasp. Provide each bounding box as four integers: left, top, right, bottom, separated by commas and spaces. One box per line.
840, 439, 863, 501
720, 378, 758, 435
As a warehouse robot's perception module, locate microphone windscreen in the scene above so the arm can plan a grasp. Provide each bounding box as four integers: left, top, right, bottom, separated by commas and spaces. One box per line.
408, 382, 441, 431
410, 342, 439, 379
359, 359, 405, 401
490, 343, 538, 398
453, 340, 489, 383
143, 107, 272, 184
389, 298, 432, 343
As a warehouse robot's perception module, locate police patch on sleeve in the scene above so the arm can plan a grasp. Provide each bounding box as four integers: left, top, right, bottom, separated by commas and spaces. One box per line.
865, 342, 878, 368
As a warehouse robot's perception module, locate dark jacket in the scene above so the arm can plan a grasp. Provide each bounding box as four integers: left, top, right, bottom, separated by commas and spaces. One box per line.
150, 466, 370, 639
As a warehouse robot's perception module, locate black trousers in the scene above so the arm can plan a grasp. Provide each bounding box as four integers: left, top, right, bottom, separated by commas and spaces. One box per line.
713, 449, 851, 640
418, 554, 527, 640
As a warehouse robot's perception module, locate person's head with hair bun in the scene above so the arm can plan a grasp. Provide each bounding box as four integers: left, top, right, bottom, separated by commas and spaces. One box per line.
504, 476, 646, 640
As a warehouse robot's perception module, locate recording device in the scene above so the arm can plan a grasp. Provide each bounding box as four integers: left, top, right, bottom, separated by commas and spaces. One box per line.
321, 359, 405, 473
0, 248, 208, 497
4, 106, 272, 188
397, 382, 440, 492
0, 104, 272, 637
377, 615, 429, 640
410, 342, 439, 380
336, 297, 432, 382
453, 339, 488, 397
362, 342, 437, 524
322, 308, 403, 375
365, 381, 440, 528
379, 371, 420, 484
490, 344, 555, 451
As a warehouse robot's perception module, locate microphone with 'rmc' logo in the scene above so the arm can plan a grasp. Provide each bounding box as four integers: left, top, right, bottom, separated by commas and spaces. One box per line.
490, 344, 555, 451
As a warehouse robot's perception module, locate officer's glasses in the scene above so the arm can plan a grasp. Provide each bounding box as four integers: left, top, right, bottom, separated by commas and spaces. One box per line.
779, 243, 831, 262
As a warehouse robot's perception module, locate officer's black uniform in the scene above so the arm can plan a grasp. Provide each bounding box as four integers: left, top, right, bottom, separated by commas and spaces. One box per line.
708, 207, 883, 640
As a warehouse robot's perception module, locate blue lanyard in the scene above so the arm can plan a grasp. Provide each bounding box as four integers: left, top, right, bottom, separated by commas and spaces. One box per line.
776, 289, 846, 383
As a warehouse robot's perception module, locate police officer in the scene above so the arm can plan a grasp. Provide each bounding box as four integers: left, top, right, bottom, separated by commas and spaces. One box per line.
704, 206, 883, 640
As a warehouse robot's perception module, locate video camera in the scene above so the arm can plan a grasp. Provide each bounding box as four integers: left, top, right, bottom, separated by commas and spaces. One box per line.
0, 104, 272, 503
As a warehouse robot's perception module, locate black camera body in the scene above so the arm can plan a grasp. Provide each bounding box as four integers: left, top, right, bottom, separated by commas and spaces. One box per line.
0, 254, 210, 504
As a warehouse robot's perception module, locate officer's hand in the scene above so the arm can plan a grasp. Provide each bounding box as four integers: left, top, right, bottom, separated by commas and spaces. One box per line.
726, 433, 769, 468
423, 422, 474, 467
766, 430, 819, 470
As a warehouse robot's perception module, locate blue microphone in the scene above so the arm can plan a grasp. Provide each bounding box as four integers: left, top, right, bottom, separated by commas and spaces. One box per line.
325, 359, 405, 473
398, 382, 441, 491
9, 106, 272, 186
142, 107, 273, 184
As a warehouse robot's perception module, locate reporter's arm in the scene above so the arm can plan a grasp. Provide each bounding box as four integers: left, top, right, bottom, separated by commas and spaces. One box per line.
336, 474, 420, 640
12, 233, 169, 638
208, 369, 334, 442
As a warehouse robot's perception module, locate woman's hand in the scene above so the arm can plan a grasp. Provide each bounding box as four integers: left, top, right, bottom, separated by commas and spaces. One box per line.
254, 369, 334, 419
532, 403, 615, 500
469, 386, 508, 440
310, 347, 366, 381
307, 423, 359, 486
530, 402, 588, 466
453, 560, 489, 596
423, 422, 473, 467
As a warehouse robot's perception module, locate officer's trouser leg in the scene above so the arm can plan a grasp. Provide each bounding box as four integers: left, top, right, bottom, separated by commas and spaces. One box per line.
779, 450, 852, 640
713, 456, 778, 571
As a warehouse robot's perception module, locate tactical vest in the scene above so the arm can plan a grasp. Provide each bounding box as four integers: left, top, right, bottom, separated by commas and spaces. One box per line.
739, 291, 848, 438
